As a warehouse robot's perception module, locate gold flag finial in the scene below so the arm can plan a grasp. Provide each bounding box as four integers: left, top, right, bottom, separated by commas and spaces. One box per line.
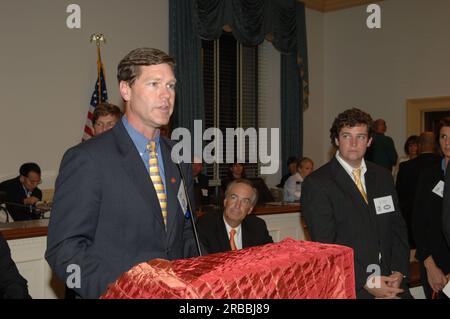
90, 33, 106, 47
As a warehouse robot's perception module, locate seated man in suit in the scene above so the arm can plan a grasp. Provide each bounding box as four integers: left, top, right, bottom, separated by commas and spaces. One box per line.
301, 108, 410, 299
0, 163, 43, 221
197, 179, 273, 254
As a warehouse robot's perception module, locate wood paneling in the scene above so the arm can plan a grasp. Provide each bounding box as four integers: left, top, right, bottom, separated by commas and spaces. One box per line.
302, 0, 384, 12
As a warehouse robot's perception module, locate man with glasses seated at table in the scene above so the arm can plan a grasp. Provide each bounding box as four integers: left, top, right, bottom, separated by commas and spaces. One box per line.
0, 163, 43, 221
197, 179, 273, 255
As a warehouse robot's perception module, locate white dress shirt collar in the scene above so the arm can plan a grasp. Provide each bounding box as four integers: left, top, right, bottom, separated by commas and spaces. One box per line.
335, 151, 368, 190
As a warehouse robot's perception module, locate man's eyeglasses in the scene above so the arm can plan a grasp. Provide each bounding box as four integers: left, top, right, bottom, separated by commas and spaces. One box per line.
26, 177, 42, 185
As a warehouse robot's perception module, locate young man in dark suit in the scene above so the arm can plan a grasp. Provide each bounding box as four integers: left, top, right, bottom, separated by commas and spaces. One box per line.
197, 179, 273, 254
301, 108, 410, 299
46, 48, 198, 299
0, 163, 43, 221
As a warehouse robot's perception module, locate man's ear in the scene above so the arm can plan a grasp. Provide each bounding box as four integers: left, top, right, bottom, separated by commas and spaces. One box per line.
119, 81, 131, 102
334, 138, 340, 147
19, 176, 25, 184
367, 137, 373, 147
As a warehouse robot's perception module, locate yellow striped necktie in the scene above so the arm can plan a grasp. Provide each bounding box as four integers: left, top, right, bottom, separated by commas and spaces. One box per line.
352, 167, 368, 204
147, 141, 167, 227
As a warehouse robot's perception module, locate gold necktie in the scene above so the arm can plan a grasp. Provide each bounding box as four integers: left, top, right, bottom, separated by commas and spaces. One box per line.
229, 228, 237, 251
147, 141, 167, 226
352, 167, 368, 204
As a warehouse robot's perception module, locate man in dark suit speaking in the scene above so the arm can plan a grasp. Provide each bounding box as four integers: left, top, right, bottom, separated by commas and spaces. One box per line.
45, 48, 198, 298
197, 179, 273, 254
301, 108, 410, 299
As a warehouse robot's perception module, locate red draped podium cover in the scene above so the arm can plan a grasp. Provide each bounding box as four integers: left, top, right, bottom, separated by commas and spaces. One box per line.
101, 238, 355, 299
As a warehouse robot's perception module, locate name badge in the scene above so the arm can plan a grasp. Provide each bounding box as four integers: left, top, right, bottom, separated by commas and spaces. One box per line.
177, 180, 188, 215
443, 280, 450, 298
373, 195, 395, 215
432, 180, 445, 198
201, 188, 208, 197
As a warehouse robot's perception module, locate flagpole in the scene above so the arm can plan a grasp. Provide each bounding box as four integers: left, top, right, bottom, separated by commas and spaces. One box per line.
90, 34, 106, 103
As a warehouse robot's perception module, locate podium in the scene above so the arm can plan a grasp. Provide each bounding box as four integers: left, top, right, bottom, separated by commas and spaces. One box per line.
102, 238, 355, 299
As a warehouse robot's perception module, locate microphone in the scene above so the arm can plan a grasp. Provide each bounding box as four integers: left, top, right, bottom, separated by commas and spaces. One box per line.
175, 161, 203, 257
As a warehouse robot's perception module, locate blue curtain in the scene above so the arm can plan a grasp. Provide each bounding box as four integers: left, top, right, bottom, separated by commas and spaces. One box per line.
169, 0, 308, 175
169, 0, 204, 140
281, 52, 302, 176
280, 2, 308, 176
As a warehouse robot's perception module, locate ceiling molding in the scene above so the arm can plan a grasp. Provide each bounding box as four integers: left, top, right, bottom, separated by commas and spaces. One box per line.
301, 0, 385, 12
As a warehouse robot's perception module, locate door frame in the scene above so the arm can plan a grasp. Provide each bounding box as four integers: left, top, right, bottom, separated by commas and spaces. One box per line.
407, 96, 450, 136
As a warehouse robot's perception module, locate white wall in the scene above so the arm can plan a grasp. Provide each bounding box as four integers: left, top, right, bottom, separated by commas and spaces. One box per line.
0, 0, 168, 188
305, 0, 450, 167
304, 8, 327, 167
4, 0, 450, 184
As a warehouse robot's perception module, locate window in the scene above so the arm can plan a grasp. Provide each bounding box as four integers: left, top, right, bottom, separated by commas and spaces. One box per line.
202, 33, 259, 184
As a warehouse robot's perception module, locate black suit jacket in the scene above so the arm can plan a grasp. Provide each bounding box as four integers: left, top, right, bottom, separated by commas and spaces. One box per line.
396, 153, 440, 247
45, 120, 198, 298
301, 157, 410, 299
0, 177, 42, 221
412, 160, 450, 273
196, 211, 273, 254
0, 234, 30, 299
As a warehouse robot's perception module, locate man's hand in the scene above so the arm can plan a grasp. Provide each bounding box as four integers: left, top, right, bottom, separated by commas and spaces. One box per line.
424, 256, 448, 292
23, 196, 40, 206
364, 275, 404, 299
387, 271, 404, 289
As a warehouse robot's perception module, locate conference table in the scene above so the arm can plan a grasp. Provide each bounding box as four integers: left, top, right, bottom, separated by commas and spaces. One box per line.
0, 202, 308, 298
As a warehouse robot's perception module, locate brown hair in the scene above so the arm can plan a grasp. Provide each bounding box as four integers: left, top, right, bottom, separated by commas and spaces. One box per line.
329, 108, 373, 147
436, 117, 450, 154
117, 47, 176, 86
403, 135, 419, 155
92, 103, 122, 125
298, 157, 313, 168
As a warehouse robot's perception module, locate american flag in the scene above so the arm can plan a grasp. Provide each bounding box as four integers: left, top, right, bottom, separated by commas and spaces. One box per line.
82, 65, 108, 141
